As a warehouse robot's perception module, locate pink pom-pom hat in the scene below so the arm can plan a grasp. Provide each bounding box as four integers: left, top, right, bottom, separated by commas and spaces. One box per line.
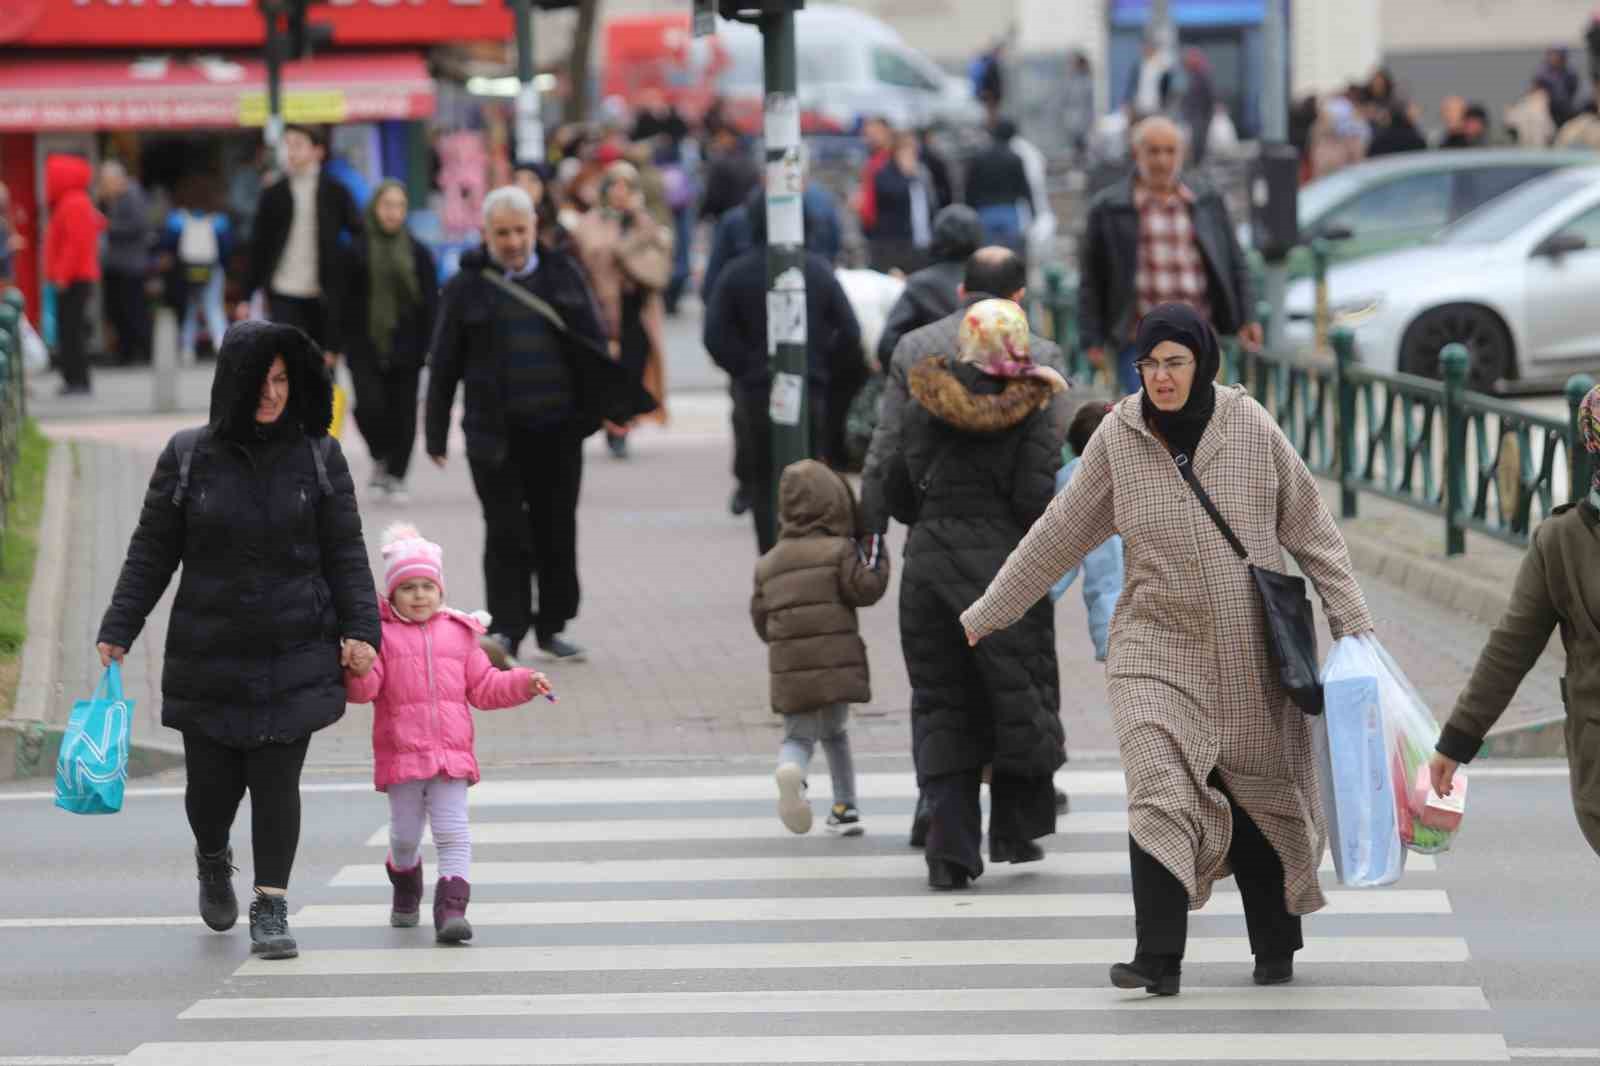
381, 522, 445, 599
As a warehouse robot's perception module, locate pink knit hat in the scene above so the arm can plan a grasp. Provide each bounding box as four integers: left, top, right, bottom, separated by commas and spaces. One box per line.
381, 522, 444, 599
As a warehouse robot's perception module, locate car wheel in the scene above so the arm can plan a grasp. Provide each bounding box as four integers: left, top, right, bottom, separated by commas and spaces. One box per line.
1398, 304, 1513, 392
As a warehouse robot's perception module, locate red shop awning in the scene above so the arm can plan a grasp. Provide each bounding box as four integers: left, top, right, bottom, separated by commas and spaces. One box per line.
0, 51, 435, 132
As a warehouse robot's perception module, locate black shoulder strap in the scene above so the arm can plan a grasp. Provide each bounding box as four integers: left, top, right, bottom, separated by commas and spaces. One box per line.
170, 426, 209, 508
481, 266, 612, 361
1173, 453, 1249, 562
309, 435, 334, 495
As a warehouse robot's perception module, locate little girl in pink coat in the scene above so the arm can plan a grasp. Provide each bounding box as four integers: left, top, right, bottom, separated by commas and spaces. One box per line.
345, 523, 552, 943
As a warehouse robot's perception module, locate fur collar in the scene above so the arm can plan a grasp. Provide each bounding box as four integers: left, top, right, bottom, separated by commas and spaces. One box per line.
908, 357, 1052, 434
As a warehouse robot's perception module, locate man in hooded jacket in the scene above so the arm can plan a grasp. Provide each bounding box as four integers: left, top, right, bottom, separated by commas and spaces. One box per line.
704, 186, 863, 553
44, 154, 104, 395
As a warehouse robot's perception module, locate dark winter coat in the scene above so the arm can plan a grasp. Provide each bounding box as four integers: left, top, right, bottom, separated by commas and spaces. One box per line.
1437, 500, 1600, 856
340, 232, 439, 372
875, 205, 983, 367
881, 357, 1065, 781
244, 170, 363, 307
702, 194, 862, 399
1077, 176, 1254, 352
97, 321, 381, 749
751, 460, 890, 714
425, 246, 613, 464
963, 142, 1032, 210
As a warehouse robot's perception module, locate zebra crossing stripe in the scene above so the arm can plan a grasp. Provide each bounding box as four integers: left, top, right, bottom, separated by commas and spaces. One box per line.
327, 851, 1434, 886
235, 936, 1471, 976
179, 984, 1491, 1019
118, 1032, 1512, 1063
365, 812, 1136, 845
290, 889, 1450, 927
455, 771, 1130, 806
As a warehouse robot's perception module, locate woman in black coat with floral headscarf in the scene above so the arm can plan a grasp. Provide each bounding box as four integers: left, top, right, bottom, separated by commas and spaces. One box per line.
96, 320, 381, 961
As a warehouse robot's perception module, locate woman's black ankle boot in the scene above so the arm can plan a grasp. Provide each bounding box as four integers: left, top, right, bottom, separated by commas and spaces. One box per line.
1109, 952, 1181, 996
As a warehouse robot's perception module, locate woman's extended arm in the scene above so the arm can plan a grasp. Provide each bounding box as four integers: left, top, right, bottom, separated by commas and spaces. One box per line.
962, 427, 1116, 642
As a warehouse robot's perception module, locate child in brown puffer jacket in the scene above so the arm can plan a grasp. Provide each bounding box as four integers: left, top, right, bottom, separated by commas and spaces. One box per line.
751, 460, 891, 836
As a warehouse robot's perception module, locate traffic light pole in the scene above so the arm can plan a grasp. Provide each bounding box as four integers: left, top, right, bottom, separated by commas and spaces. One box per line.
511, 0, 543, 165
761, 5, 806, 539
261, 1, 285, 153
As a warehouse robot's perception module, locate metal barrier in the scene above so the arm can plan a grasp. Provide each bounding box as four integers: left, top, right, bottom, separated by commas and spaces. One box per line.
0, 288, 26, 563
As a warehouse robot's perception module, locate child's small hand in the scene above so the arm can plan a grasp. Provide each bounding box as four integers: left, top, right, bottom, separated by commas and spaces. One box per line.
529, 671, 555, 702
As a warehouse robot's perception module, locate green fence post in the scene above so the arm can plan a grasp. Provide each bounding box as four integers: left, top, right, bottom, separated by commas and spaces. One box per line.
1567, 372, 1596, 504
1441, 343, 1469, 556
1331, 327, 1358, 519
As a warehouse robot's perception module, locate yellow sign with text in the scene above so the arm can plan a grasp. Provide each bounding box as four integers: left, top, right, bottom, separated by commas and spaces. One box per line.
237, 91, 348, 127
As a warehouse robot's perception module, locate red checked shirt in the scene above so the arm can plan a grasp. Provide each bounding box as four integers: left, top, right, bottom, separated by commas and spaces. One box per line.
1133, 181, 1211, 330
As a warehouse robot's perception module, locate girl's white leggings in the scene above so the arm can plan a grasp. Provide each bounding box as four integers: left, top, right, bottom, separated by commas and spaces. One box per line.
387, 775, 471, 880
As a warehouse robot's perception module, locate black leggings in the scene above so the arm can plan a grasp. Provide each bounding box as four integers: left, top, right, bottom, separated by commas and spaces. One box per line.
1130, 771, 1303, 960
348, 356, 421, 480
183, 732, 311, 890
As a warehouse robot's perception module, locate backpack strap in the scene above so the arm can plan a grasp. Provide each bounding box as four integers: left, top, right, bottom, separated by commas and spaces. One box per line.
170, 426, 209, 509
308, 435, 334, 496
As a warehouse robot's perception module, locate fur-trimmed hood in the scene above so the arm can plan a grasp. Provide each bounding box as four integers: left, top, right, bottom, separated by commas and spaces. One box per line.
208, 320, 332, 442
908, 356, 1053, 434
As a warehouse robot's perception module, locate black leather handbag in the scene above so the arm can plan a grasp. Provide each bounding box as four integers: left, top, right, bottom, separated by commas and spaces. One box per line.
1174, 454, 1324, 716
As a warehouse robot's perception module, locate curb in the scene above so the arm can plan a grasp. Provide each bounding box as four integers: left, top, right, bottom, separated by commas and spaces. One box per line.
0, 441, 184, 781
1341, 526, 1566, 759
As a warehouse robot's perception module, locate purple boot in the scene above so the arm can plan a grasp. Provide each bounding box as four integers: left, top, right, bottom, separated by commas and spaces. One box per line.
433, 876, 473, 943
386, 860, 424, 928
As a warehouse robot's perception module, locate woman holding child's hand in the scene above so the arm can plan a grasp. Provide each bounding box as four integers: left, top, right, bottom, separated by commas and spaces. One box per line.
96, 322, 382, 963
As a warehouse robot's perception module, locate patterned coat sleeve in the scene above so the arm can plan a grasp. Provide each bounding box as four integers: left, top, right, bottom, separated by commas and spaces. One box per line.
962, 423, 1117, 639
1268, 408, 1374, 639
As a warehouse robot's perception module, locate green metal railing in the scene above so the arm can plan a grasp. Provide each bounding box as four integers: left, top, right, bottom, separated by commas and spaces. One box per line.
1031, 272, 1594, 556
0, 288, 27, 564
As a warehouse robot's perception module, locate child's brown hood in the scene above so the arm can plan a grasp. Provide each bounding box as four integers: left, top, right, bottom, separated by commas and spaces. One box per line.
778, 459, 856, 540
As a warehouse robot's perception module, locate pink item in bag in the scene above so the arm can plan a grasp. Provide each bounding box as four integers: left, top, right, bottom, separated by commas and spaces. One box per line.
1410, 764, 1467, 832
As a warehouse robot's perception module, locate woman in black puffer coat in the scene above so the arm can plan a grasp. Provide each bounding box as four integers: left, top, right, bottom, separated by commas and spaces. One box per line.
96, 320, 380, 960
882, 299, 1067, 890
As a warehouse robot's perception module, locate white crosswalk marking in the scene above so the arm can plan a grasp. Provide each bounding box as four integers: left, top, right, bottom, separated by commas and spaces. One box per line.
122, 767, 1509, 1064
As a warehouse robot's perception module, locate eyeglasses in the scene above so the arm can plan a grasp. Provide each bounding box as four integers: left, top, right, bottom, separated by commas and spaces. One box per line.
1134, 356, 1194, 377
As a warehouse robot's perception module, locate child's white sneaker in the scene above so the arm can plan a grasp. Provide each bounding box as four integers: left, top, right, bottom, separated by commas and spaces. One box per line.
775, 763, 812, 834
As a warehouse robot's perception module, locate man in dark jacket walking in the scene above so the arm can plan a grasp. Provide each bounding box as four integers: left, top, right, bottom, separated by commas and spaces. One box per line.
1079, 115, 1261, 397
239, 124, 363, 356
875, 204, 983, 368
963, 121, 1033, 257
425, 186, 614, 665
98, 160, 153, 365
704, 187, 863, 553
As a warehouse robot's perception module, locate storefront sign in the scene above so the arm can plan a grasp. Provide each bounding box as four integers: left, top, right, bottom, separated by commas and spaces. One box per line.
1, 0, 511, 46
237, 90, 349, 126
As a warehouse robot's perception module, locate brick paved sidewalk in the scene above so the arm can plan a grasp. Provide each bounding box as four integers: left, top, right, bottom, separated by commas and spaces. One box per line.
18, 314, 1566, 777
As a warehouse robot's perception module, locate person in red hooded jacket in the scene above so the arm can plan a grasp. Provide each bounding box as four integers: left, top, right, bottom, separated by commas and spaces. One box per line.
45, 154, 105, 395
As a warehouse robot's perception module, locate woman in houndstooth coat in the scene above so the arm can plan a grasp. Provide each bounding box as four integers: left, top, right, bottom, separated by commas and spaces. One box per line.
962, 304, 1375, 997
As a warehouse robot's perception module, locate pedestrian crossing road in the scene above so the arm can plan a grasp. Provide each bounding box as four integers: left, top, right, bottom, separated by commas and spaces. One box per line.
70, 764, 1536, 1065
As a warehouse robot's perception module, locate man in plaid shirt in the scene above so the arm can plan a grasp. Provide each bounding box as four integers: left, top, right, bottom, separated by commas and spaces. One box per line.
1079, 116, 1262, 395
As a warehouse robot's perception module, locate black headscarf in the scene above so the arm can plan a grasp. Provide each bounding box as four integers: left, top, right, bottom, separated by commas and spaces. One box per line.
1137, 302, 1221, 460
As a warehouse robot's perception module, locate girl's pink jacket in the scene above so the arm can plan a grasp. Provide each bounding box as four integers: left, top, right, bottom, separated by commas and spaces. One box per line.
346, 598, 536, 791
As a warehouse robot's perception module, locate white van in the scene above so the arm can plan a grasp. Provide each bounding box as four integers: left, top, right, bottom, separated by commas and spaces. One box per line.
712, 4, 981, 131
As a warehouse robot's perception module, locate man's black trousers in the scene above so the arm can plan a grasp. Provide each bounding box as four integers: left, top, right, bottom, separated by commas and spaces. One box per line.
468, 422, 584, 648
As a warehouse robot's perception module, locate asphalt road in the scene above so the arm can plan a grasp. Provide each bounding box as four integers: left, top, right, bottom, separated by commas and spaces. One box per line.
0, 756, 1593, 1065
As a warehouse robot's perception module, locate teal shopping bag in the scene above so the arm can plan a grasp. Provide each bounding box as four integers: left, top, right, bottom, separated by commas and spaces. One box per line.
54, 663, 133, 815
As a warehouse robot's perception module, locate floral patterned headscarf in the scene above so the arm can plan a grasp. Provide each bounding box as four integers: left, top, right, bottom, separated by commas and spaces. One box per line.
1580, 384, 1600, 499
955, 299, 1067, 393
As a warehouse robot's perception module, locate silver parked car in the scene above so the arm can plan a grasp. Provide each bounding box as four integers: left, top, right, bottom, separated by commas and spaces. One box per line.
1285, 166, 1600, 391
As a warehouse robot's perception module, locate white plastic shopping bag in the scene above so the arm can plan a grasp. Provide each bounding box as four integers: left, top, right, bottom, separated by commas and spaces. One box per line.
1314, 635, 1466, 888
